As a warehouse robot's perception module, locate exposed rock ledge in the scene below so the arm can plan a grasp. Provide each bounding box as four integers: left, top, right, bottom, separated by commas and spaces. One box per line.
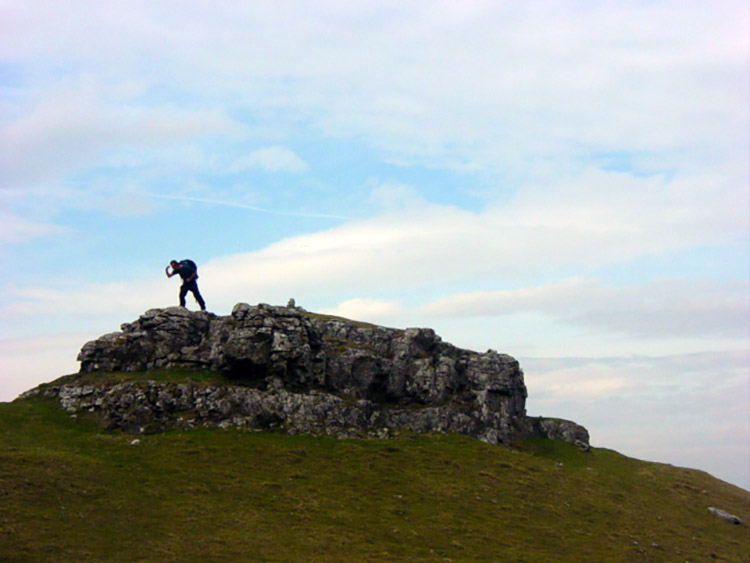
24, 303, 589, 448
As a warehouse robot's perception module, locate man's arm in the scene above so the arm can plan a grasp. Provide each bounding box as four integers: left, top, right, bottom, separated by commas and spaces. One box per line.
166, 265, 175, 278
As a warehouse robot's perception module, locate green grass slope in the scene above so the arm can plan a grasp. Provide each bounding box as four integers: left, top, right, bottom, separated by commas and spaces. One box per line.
1, 394, 748, 562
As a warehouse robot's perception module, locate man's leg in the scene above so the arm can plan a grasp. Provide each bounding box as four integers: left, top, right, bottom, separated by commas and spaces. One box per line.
188, 281, 206, 310
179, 283, 189, 307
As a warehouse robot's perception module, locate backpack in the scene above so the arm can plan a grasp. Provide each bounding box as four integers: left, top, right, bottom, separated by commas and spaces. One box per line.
179, 259, 198, 280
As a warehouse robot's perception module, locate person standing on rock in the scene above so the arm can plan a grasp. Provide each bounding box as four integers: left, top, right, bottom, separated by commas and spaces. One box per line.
166, 259, 206, 311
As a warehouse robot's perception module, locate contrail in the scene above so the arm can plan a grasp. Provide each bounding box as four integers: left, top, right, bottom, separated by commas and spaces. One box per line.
52, 182, 353, 220
148, 193, 351, 220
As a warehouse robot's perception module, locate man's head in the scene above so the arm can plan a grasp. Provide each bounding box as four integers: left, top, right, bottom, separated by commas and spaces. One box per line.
170, 260, 180, 269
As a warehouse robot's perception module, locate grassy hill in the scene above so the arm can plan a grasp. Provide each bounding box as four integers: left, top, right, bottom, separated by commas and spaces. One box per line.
1, 386, 748, 561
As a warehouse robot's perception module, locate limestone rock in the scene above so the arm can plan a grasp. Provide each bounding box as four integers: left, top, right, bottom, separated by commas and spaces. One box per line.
30, 303, 589, 446
708, 507, 743, 525
526, 417, 591, 450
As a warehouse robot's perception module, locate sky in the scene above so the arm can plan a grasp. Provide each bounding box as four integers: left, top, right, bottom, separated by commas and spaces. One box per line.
0, 1, 748, 489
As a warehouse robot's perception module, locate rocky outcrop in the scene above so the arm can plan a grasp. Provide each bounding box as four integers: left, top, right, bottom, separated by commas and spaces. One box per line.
28, 303, 588, 447
526, 417, 590, 451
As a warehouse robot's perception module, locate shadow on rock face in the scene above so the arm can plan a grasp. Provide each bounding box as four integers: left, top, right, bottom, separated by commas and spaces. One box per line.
222, 358, 269, 389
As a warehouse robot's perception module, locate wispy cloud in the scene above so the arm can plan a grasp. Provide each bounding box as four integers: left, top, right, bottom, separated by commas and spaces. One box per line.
3, 2, 746, 185
0, 333, 86, 400
147, 193, 351, 220
0, 77, 246, 186
229, 145, 309, 173
190, 171, 748, 300
421, 277, 750, 339
320, 298, 404, 322
0, 207, 65, 245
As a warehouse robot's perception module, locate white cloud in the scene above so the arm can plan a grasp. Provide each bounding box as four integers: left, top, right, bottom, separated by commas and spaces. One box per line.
91, 186, 157, 217
498, 168, 748, 251
421, 277, 749, 339
0, 77, 247, 186
229, 146, 309, 173
1, 276, 174, 331
2, 2, 746, 182
320, 298, 403, 323
192, 169, 747, 304
0, 207, 64, 245
0, 333, 86, 401
367, 181, 425, 210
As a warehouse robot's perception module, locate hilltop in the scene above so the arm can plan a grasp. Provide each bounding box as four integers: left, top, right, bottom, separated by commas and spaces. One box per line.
2, 303, 748, 561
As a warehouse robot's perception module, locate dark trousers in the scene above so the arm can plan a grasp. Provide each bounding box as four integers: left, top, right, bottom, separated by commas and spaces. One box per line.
180, 280, 206, 310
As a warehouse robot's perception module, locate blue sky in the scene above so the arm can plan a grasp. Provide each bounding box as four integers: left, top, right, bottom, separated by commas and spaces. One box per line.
1, 1, 748, 489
